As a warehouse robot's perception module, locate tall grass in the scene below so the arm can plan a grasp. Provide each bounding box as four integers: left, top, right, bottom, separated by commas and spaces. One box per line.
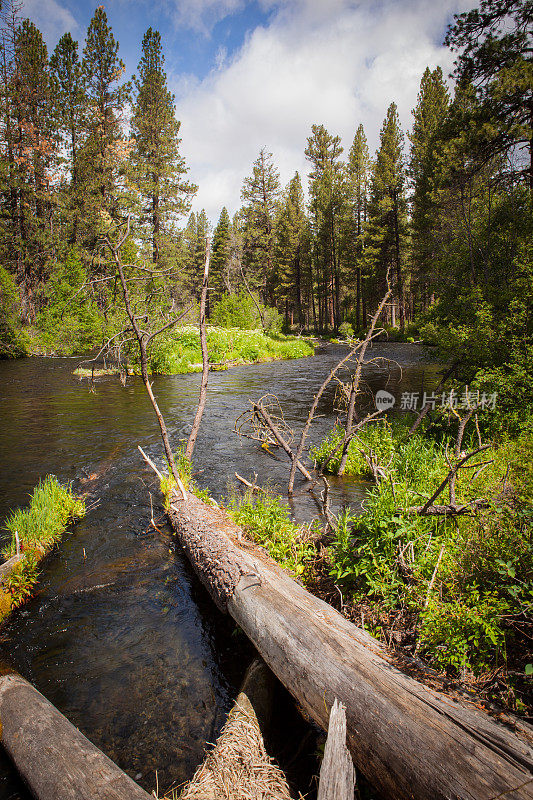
1, 476, 85, 616
228, 491, 316, 579
147, 326, 314, 375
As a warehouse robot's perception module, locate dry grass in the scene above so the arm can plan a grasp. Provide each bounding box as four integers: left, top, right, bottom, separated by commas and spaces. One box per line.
166, 695, 292, 800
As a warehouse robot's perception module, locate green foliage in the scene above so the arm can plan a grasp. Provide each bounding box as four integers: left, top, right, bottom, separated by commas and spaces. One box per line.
228, 491, 315, 579
1, 475, 85, 614
211, 292, 262, 330
322, 420, 532, 681
146, 325, 313, 375
3, 475, 85, 560
160, 444, 193, 504
34, 250, 105, 354
0, 266, 27, 357
338, 321, 354, 339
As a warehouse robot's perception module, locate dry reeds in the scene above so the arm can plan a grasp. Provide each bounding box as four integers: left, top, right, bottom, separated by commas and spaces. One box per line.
167, 661, 292, 800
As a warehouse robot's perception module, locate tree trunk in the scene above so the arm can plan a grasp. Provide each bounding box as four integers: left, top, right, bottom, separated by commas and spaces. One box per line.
166, 492, 533, 800
0, 670, 152, 800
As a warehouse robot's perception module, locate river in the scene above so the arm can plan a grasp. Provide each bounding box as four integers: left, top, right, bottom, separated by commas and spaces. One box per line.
0, 342, 439, 799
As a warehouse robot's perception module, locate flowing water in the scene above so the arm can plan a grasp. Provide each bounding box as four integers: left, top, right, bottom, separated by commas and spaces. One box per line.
0, 343, 439, 799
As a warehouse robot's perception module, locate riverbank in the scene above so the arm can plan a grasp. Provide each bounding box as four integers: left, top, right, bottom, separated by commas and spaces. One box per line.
72, 327, 315, 377
0, 476, 85, 623
308, 418, 533, 712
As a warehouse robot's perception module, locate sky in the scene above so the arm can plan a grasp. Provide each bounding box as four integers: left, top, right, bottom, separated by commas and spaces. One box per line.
21, 0, 479, 224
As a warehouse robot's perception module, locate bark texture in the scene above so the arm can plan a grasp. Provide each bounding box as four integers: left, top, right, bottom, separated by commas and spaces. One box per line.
0, 670, 152, 800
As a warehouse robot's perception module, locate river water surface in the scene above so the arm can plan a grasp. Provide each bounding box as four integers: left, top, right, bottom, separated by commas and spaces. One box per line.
0, 343, 438, 799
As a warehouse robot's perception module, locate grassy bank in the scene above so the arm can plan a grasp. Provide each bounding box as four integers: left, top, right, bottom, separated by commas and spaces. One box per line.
71, 327, 315, 378
312, 419, 533, 709
0, 476, 85, 622
146, 327, 315, 374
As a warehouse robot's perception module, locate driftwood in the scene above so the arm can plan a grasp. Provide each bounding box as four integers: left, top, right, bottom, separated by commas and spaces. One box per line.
0, 553, 23, 581
0, 668, 152, 800
179, 659, 291, 800
166, 490, 533, 800
317, 698, 356, 800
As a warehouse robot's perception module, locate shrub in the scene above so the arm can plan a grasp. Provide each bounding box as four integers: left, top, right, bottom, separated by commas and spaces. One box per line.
228, 491, 315, 579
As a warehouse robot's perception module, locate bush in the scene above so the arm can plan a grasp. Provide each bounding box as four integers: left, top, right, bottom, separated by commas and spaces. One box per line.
35, 251, 105, 354
0, 266, 27, 358
228, 491, 315, 579
211, 292, 261, 330
338, 321, 354, 339
321, 420, 533, 688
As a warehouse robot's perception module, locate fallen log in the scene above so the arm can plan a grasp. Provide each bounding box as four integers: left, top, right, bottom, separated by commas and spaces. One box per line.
0, 667, 152, 800
0, 553, 24, 581
167, 490, 533, 800
179, 659, 291, 800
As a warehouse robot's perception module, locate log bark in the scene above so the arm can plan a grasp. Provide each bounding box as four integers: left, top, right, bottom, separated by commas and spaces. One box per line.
0, 669, 152, 800
167, 493, 533, 800
0, 554, 23, 581
180, 659, 291, 800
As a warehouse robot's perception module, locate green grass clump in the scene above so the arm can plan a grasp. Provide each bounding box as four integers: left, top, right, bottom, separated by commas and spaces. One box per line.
323, 421, 532, 695
146, 326, 314, 375
228, 492, 315, 580
1, 476, 85, 615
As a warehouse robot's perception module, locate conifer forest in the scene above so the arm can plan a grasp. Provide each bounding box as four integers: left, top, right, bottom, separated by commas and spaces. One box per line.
0, 1, 532, 799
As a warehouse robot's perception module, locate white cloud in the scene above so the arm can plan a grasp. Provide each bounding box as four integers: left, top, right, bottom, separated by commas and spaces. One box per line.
165, 0, 247, 35
21, 0, 78, 44
171, 0, 479, 222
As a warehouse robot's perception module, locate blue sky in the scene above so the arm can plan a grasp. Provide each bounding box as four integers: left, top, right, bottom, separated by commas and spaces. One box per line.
21, 0, 478, 223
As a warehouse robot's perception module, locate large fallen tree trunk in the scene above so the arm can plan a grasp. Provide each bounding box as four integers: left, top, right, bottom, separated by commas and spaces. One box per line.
0, 667, 152, 800
167, 492, 533, 800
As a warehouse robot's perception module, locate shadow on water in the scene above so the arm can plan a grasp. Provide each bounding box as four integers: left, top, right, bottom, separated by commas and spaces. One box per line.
0, 343, 440, 798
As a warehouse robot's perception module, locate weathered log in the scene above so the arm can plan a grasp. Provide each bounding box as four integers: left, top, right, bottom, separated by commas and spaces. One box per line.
168, 492, 533, 800
0, 554, 24, 581
317, 698, 356, 800
0, 668, 152, 800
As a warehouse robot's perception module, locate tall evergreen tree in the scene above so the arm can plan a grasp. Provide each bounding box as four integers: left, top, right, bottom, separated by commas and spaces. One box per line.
346, 123, 370, 328
305, 124, 344, 330
130, 28, 196, 266
444, 0, 533, 193
210, 206, 231, 308
274, 172, 308, 328
409, 66, 450, 310
364, 103, 407, 329
50, 32, 86, 242
240, 147, 281, 304
80, 7, 129, 232
9, 19, 57, 319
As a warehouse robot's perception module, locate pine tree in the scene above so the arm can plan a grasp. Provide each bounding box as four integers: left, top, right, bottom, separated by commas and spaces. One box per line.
346, 124, 370, 328
364, 103, 408, 329
9, 18, 57, 319
444, 0, 533, 193
240, 147, 281, 304
305, 124, 345, 330
79, 7, 129, 234
50, 32, 86, 242
210, 207, 231, 308
274, 172, 308, 328
409, 67, 449, 310
130, 28, 196, 266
